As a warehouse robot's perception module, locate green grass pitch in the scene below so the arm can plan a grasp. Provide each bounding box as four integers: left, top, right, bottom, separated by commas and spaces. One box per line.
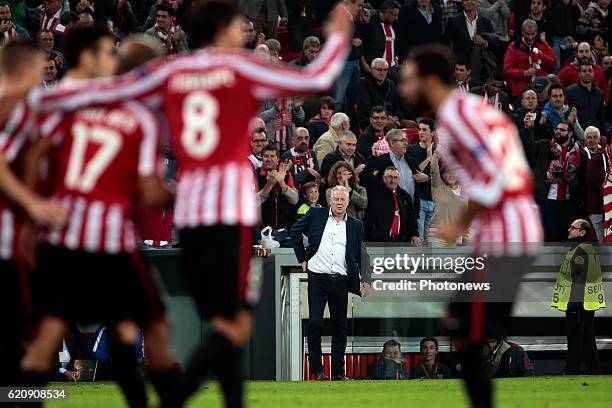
46, 376, 611, 408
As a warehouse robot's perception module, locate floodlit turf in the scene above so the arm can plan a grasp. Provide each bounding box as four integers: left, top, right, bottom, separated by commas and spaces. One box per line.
45, 376, 611, 408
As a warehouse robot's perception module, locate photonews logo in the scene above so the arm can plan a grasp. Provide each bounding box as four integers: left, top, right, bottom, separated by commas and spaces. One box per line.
371, 254, 487, 275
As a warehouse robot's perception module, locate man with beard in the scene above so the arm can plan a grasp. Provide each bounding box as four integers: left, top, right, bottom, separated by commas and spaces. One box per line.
558, 42, 608, 100
281, 127, 321, 190
551, 219, 605, 374
542, 83, 584, 138
399, 45, 542, 408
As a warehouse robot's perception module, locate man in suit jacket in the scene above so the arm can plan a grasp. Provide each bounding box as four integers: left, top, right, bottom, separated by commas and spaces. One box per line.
238, 0, 288, 40
360, 0, 400, 74
290, 186, 371, 380
396, 0, 444, 61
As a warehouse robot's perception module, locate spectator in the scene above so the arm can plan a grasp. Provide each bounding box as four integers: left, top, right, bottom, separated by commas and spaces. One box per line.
321, 131, 367, 179
513, 0, 554, 45
362, 166, 421, 244
241, 19, 262, 49
444, 0, 499, 84
296, 181, 321, 219
360, 0, 400, 76
542, 83, 585, 137
583, 126, 607, 241
0, 2, 29, 45
412, 337, 453, 379
305, 96, 335, 147
512, 89, 554, 142
546, 0, 581, 71
429, 151, 468, 246
566, 62, 606, 130
144, 4, 188, 55
396, 0, 444, 60
280, 127, 322, 190
486, 338, 532, 377
367, 340, 407, 380
454, 60, 479, 94
360, 2, 373, 23
113, 0, 140, 39
326, 161, 368, 220
76, 12, 94, 29
43, 57, 58, 89
238, 0, 288, 41
248, 126, 268, 169
289, 35, 320, 67
313, 112, 350, 165
357, 105, 390, 160
69, 0, 118, 28
264, 38, 281, 60
37, 0, 67, 35
478, 0, 511, 48
37, 29, 63, 72
592, 33, 608, 64
260, 96, 305, 154
356, 58, 402, 130
469, 70, 511, 113
286, 0, 315, 53
407, 118, 436, 244
59, 10, 79, 31
503, 19, 557, 98
559, 42, 608, 100
576, 0, 611, 41
256, 144, 299, 232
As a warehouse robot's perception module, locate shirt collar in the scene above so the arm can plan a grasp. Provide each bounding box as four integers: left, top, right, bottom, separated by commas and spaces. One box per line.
329, 208, 348, 221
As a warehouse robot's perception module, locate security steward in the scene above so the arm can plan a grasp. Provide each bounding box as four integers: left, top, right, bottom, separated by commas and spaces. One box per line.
551, 219, 606, 374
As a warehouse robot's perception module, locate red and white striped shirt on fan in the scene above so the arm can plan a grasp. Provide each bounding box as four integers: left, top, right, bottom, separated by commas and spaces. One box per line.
0, 103, 37, 260
30, 33, 349, 229
436, 91, 543, 256
38, 101, 161, 254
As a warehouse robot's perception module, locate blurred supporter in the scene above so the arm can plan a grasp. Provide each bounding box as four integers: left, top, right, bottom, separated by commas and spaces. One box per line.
592, 33, 608, 64
360, 2, 373, 23
43, 57, 58, 89
454, 60, 478, 94
412, 337, 453, 379
37, 0, 67, 34
248, 127, 269, 170
503, 19, 557, 98
583, 126, 607, 241
241, 19, 261, 49
326, 161, 368, 220
280, 127, 321, 190
260, 96, 305, 154
289, 35, 320, 67
542, 83, 585, 137
367, 340, 407, 380
360, 0, 400, 77
512, 89, 554, 141
320, 130, 367, 179
486, 338, 532, 377
357, 105, 390, 160
566, 62, 606, 130
59, 10, 79, 31
305, 96, 335, 147
477, 0, 511, 47
144, 3, 188, 55
238, 0, 288, 41
469, 70, 510, 113
0, 1, 29, 45
396, 0, 444, 60
314, 112, 350, 164
254, 42, 270, 58
77, 12, 94, 28
559, 42, 608, 99
37, 29, 64, 71
296, 181, 321, 219
265, 38, 282, 60
356, 58, 402, 130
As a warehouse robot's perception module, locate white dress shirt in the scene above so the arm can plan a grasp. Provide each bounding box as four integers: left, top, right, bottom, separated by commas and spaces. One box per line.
389, 153, 415, 200
308, 210, 348, 275
465, 12, 478, 40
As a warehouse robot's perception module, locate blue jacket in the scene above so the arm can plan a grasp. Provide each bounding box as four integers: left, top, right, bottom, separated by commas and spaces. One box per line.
542, 101, 569, 130
290, 206, 370, 296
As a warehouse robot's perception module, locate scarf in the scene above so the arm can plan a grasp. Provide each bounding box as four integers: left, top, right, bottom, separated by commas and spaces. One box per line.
274, 98, 293, 151
373, 130, 390, 156
482, 87, 502, 111
289, 147, 314, 175
524, 41, 542, 75
41, 7, 62, 31
456, 78, 471, 95
154, 22, 177, 54
1, 24, 19, 45
546, 140, 582, 186
603, 145, 612, 241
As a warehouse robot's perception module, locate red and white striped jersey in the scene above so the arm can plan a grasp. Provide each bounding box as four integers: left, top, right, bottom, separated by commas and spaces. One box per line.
437, 91, 543, 256
39, 101, 161, 254
30, 34, 349, 229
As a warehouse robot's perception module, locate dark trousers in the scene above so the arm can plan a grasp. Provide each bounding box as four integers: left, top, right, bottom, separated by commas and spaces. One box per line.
565, 302, 600, 374
541, 198, 577, 242
307, 272, 348, 377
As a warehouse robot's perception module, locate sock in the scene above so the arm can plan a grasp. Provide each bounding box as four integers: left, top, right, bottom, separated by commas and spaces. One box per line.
213, 346, 243, 408
460, 344, 492, 408
111, 342, 148, 408
149, 367, 181, 407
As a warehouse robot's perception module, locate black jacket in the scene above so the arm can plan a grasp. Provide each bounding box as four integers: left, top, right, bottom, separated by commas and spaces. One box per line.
356, 76, 402, 130
320, 147, 368, 179
360, 13, 390, 66
256, 168, 295, 230
469, 85, 511, 115
290, 207, 370, 296
566, 83, 606, 131
357, 125, 387, 160
396, 3, 444, 61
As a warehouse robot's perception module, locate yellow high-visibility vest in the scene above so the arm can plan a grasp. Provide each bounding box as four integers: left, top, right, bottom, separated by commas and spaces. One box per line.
551, 243, 606, 311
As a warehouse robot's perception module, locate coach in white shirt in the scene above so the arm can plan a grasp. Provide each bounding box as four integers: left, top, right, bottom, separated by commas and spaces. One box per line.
290, 185, 371, 381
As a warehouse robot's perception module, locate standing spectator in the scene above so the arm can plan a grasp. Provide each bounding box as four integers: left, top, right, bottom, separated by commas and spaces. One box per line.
454, 60, 479, 94
478, 0, 511, 48
260, 96, 306, 154
542, 83, 585, 137
546, 0, 581, 71
362, 166, 421, 244
320, 131, 367, 179
412, 337, 453, 379
583, 126, 608, 241
469, 70, 511, 113
256, 144, 299, 231
38, 0, 67, 34
326, 161, 369, 220
512, 89, 554, 142
69, 0, 118, 28
445, 0, 499, 84
367, 340, 408, 380
281, 127, 322, 190
238, 0, 288, 40
313, 112, 350, 165
144, 4, 188, 55
248, 126, 269, 170
241, 19, 262, 49
559, 42, 609, 100
503, 19, 557, 98
356, 58, 402, 130
514, 0, 554, 45
43, 57, 58, 89
438, 0, 464, 33
286, 0, 315, 52
0, 2, 29, 45
360, 0, 400, 76
566, 62, 606, 130
305, 96, 335, 147
396, 0, 444, 60
485, 338, 532, 377
357, 106, 390, 160
289, 36, 320, 66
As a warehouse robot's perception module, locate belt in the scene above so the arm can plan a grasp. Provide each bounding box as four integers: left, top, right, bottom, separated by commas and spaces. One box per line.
308, 271, 346, 279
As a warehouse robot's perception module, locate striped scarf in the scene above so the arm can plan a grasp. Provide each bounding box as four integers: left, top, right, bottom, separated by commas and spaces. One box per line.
602, 145, 612, 241
1, 25, 19, 46
274, 98, 293, 151
154, 23, 177, 54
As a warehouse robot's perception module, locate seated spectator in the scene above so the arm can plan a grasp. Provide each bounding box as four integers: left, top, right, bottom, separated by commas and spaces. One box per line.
503, 19, 556, 98
264, 38, 282, 61
412, 336, 453, 379
469, 70, 510, 113
356, 58, 402, 130
76, 12, 94, 29
313, 112, 350, 165
56, 324, 90, 382
584, 126, 607, 241
566, 62, 606, 130
396, 0, 443, 60
360, 0, 401, 78
320, 131, 366, 179
280, 127, 321, 190
144, 4, 188, 55
0, 2, 29, 45
362, 166, 420, 244
542, 83, 585, 138
512, 89, 554, 142
256, 144, 299, 231
248, 126, 268, 170
43, 57, 59, 89
486, 338, 532, 377
367, 339, 407, 380
558, 42, 608, 100
357, 106, 390, 160
289, 36, 320, 67
454, 60, 479, 95
326, 161, 368, 220
37, 30, 64, 73
296, 181, 321, 219
305, 96, 335, 147
260, 96, 305, 154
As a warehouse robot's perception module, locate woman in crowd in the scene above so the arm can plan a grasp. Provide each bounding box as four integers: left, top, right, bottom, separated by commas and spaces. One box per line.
306, 96, 336, 147
325, 161, 368, 220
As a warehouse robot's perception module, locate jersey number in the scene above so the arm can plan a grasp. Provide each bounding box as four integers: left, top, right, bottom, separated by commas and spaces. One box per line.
65, 123, 122, 193
181, 91, 220, 159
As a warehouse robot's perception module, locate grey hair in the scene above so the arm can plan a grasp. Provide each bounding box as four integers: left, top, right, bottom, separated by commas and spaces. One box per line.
585, 126, 600, 138
521, 19, 538, 32
302, 36, 321, 50
264, 39, 281, 51
330, 112, 350, 129
339, 130, 357, 142
371, 57, 389, 69
385, 129, 404, 143
330, 185, 350, 198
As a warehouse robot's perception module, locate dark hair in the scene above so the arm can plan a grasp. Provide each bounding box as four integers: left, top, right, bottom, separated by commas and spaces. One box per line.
252, 127, 267, 135
579, 219, 592, 235
548, 82, 565, 94
261, 143, 278, 156
407, 44, 457, 87
327, 161, 359, 190
418, 117, 435, 131
318, 96, 336, 111
156, 3, 176, 16
0, 2, 9, 9
578, 61, 594, 70
490, 71, 504, 82
420, 336, 439, 351
301, 181, 318, 196
382, 339, 401, 352
380, 0, 401, 12
64, 26, 113, 69
370, 105, 387, 116
60, 10, 79, 26
0, 40, 43, 76
187, 0, 238, 48
455, 59, 471, 71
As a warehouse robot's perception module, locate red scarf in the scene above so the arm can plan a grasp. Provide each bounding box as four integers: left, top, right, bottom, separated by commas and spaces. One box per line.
154, 22, 177, 54
274, 98, 293, 151
482, 87, 502, 111
289, 147, 314, 175
382, 23, 395, 66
